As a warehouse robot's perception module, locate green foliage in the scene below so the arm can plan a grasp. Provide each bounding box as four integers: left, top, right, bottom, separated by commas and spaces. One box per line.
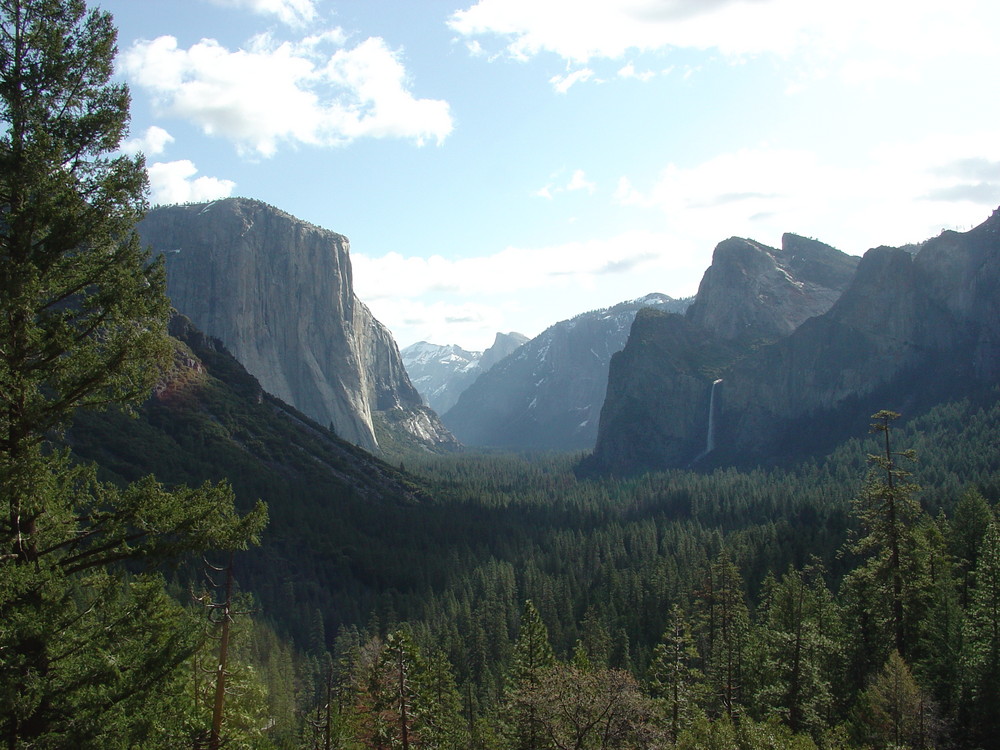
507, 662, 655, 750
646, 604, 705, 742
851, 650, 939, 749
694, 550, 750, 719
748, 565, 842, 738
846, 411, 927, 661
960, 520, 1000, 745
0, 1, 266, 745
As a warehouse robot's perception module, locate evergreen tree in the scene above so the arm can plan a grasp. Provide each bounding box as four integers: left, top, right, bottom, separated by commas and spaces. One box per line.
505, 600, 556, 750
961, 519, 1000, 745
854, 650, 938, 750
750, 565, 841, 737
847, 411, 925, 661
948, 488, 993, 607
412, 649, 465, 750
693, 550, 750, 719
646, 604, 705, 743
0, 1, 266, 745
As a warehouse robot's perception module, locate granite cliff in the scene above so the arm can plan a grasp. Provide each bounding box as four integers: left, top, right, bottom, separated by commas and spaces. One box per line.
586, 208, 1000, 474
685, 233, 860, 343
138, 198, 457, 454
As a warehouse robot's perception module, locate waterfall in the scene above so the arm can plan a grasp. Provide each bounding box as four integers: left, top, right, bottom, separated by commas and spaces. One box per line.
692, 378, 723, 465
705, 378, 722, 454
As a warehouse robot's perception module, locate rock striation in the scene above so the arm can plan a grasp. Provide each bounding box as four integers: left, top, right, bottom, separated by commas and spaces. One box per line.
138, 198, 457, 454
443, 294, 691, 451
587, 208, 1000, 474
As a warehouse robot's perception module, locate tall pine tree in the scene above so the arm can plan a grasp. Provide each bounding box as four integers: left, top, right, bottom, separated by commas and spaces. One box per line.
0, 1, 265, 746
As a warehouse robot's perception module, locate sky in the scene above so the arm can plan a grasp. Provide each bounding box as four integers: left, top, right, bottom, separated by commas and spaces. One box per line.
104, 0, 1000, 351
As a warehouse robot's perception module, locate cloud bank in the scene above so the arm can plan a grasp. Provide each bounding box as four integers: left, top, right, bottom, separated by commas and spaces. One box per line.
449, 0, 1000, 91
121, 32, 454, 156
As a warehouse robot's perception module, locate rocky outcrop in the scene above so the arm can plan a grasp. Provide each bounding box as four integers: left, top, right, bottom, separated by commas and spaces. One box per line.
587, 208, 1000, 473
402, 332, 527, 415
480, 332, 529, 372
685, 234, 859, 343
443, 294, 691, 451
138, 198, 458, 454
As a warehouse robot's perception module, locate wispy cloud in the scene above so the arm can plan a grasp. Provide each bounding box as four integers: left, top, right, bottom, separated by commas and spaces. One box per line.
617, 62, 655, 81
121, 32, 453, 157
449, 0, 1000, 88
615, 132, 1000, 254
207, 0, 319, 28
549, 67, 594, 93
352, 230, 687, 348
535, 168, 597, 199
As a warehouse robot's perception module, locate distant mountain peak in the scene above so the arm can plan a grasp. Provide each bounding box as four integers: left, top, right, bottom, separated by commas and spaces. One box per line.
401, 332, 527, 415
586, 206, 1000, 474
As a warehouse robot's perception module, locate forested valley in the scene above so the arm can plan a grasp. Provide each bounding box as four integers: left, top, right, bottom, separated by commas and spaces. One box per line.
3, 1, 1000, 748
161, 394, 1000, 750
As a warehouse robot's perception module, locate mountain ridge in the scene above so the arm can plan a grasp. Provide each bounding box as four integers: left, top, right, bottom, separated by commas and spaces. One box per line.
442, 293, 691, 450
586, 207, 1000, 474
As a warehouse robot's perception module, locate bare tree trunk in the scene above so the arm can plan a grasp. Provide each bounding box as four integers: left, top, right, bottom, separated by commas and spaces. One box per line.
209, 555, 234, 750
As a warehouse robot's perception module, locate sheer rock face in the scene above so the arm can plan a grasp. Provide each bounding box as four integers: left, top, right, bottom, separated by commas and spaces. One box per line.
588, 209, 1000, 473
586, 309, 741, 475
138, 198, 457, 454
685, 234, 860, 343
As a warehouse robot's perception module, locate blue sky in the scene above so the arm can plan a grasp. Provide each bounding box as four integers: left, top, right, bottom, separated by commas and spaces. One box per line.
104, 0, 1000, 351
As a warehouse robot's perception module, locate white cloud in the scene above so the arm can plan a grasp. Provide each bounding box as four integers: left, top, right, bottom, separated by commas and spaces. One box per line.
449, 0, 1000, 84
147, 160, 237, 205
536, 168, 597, 199
614, 132, 1000, 256
566, 169, 596, 194
353, 230, 697, 349
121, 125, 175, 156
360, 130, 1000, 350
208, 0, 318, 27
549, 67, 594, 93
617, 62, 655, 81
121, 33, 453, 157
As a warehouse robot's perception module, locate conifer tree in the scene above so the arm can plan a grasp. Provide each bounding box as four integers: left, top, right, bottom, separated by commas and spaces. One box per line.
693, 551, 749, 719
412, 649, 465, 750
0, 1, 266, 745
847, 411, 925, 660
646, 604, 705, 743
506, 600, 556, 750
961, 519, 1000, 745
750, 565, 841, 737
855, 650, 938, 749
